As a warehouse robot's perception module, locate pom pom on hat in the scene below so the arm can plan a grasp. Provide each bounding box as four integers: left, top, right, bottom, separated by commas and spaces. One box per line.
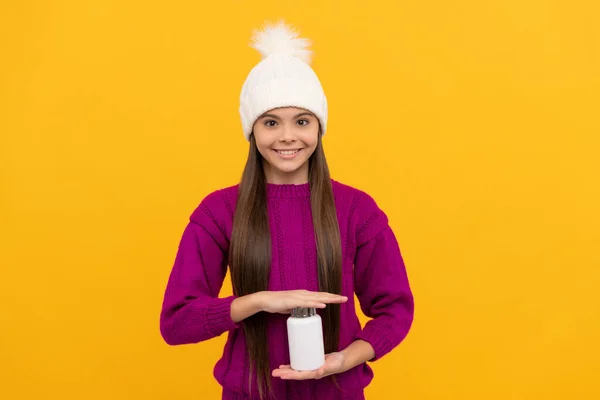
250, 20, 313, 64
239, 20, 328, 141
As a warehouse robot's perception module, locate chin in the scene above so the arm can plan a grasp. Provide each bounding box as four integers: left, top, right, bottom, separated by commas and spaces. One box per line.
273, 163, 302, 174
267, 157, 307, 173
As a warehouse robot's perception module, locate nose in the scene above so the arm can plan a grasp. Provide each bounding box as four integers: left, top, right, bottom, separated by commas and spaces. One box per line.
279, 124, 296, 142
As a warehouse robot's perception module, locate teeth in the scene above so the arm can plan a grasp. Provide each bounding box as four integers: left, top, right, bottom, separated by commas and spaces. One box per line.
277, 150, 299, 155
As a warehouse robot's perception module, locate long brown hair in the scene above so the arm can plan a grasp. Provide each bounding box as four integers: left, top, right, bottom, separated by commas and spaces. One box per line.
229, 131, 342, 399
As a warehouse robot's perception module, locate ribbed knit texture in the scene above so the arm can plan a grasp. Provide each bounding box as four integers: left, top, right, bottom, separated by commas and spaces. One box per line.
160, 180, 414, 400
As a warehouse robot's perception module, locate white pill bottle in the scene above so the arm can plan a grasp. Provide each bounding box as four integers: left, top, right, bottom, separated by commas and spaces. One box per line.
286, 307, 326, 371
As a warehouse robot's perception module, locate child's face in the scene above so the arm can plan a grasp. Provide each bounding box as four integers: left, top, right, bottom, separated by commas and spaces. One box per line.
252, 107, 319, 184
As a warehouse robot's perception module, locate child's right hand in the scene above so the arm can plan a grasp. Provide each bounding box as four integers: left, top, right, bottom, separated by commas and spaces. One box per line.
230, 290, 348, 323
256, 290, 348, 314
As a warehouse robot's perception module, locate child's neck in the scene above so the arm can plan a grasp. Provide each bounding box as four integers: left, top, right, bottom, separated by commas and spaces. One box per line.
264, 166, 309, 185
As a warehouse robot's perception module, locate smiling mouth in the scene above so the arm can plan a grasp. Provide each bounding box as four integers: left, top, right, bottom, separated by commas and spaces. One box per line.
274, 149, 301, 155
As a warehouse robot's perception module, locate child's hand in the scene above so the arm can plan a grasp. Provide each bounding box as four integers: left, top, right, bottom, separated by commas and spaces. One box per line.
257, 290, 347, 314
272, 352, 346, 380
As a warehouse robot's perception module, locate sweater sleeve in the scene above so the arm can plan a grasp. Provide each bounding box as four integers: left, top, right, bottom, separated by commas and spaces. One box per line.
159, 193, 238, 345
353, 193, 414, 361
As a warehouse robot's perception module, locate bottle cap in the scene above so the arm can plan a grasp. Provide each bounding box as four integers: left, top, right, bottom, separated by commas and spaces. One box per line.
291, 307, 317, 318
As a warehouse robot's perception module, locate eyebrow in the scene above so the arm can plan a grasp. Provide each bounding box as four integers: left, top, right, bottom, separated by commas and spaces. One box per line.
259, 112, 314, 120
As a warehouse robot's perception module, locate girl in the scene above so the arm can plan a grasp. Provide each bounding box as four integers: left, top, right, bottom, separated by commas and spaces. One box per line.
160, 21, 414, 400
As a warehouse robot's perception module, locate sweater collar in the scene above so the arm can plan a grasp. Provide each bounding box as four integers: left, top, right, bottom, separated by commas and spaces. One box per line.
266, 182, 311, 198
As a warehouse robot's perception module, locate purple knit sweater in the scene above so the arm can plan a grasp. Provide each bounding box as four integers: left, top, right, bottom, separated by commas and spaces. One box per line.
160, 180, 414, 400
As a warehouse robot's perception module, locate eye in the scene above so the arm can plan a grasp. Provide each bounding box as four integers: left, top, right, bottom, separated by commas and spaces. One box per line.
264, 120, 277, 127
297, 119, 310, 126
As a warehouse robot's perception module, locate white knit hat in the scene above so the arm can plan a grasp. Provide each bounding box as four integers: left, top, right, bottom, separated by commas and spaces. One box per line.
239, 21, 328, 141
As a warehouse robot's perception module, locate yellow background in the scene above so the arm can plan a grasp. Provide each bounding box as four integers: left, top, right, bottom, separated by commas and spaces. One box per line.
1, 1, 599, 399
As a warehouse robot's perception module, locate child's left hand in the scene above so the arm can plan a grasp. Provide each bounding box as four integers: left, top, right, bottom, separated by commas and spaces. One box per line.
272, 352, 345, 380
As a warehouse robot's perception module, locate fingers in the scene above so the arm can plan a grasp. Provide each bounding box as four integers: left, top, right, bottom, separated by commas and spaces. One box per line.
271, 367, 288, 377
272, 368, 313, 379
272, 366, 327, 380
266, 290, 349, 314
308, 290, 347, 299
296, 290, 345, 298
287, 300, 327, 310
304, 301, 327, 309
294, 291, 348, 305
294, 298, 342, 310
